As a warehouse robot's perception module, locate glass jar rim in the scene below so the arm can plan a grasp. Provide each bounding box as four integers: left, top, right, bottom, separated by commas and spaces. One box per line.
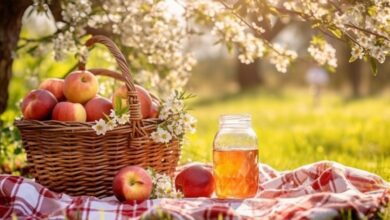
220, 114, 251, 120
219, 114, 252, 127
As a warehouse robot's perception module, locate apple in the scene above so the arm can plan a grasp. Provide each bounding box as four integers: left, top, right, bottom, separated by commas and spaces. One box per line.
112, 84, 127, 109
112, 84, 152, 119
39, 78, 65, 101
175, 164, 215, 198
63, 70, 98, 104
149, 100, 160, 118
52, 102, 87, 122
85, 97, 113, 121
21, 89, 57, 120
112, 166, 153, 203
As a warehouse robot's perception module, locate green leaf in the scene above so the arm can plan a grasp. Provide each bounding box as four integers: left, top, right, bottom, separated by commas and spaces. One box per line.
13, 147, 22, 155
114, 96, 122, 113
119, 107, 129, 116
369, 57, 378, 76
268, 6, 280, 15
349, 55, 358, 63
326, 65, 336, 73
26, 45, 39, 54
311, 35, 325, 46
311, 22, 321, 28
226, 42, 234, 53
367, 6, 377, 16
329, 27, 342, 39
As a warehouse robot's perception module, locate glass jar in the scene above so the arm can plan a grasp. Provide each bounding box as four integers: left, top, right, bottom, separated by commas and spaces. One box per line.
213, 114, 259, 199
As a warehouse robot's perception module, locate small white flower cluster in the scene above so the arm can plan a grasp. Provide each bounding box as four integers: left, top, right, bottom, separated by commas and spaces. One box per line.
186, 0, 297, 72
151, 127, 172, 144
280, 0, 389, 65
52, 0, 91, 62
151, 92, 196, 144
32, 0, 389, 79
308, 38, 337, 68
213, 16, 266, 64
52, 31, 75, 61
92, 110, 130, 136
52, 31, 89, 62
100, 0, 196, 98
148, 169, 183, 199
350, 45, 365, 62
61, 0, 91, 27
269, 44, 298, 73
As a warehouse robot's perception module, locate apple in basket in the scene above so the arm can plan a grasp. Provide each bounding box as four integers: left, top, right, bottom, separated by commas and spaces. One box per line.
175, 164, 215, 198
52, 102, 87, 122
63, 70, 98, 104
85, 96, 113, 121
112, 166, 153, 203
21, 89, 58, 120
112, 84, 153, 119
149, 100, 160, 118
39, 78, 65, 101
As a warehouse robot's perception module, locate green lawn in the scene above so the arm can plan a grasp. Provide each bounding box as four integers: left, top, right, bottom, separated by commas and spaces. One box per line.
2, 87, 390, 218
181, 88, 390, 181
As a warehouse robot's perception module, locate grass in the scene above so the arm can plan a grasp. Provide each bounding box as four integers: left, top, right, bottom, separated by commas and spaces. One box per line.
181, 88, 390, 182
2, 87, 390, 219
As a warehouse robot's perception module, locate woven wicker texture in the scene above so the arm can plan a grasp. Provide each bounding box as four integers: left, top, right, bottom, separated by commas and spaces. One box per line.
15, 35, 181, 198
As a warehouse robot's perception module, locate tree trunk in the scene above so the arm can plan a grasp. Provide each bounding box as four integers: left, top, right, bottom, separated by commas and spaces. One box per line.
237, 59, 262, 89
347, 60, 364, 97
0, 1, 31, 115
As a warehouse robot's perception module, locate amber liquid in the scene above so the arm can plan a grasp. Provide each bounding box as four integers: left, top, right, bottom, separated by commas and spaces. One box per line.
213, 148, 259, 199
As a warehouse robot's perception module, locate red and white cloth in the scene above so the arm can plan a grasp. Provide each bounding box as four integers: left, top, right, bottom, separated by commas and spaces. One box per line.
1, 161, 389, 219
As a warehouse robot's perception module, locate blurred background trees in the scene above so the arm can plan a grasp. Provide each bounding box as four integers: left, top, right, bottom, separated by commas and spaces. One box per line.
1, 0, 389, 116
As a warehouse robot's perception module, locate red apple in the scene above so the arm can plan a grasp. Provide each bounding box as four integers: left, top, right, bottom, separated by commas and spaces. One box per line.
63, 70, 98, 104
21, 89, 57, 120
112, 84, 152, 119
52, 102, 87, 122
149, 100, 160, 118
175, 164, 215, 198
112, 166, 153, 203
85, 97, 113, 121
39, 78, 65, 101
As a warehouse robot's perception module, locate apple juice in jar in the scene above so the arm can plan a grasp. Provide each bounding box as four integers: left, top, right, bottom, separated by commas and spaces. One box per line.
213, 114, 259, 199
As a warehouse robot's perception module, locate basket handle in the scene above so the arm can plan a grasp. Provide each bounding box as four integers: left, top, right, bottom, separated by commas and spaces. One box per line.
79, 35, 147, 137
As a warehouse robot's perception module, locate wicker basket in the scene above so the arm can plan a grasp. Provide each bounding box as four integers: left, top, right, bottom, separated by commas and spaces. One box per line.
15, 35, 181, 198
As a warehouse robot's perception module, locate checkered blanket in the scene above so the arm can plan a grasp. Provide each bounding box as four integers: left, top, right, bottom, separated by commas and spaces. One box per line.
1, 161, 389, 219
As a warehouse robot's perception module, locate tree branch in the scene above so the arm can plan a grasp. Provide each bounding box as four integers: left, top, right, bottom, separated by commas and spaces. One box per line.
345, 24, 390, 41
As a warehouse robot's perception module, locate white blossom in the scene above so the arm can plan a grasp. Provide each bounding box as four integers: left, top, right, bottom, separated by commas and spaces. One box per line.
279, 0, 389, 65
269, 44, 297, 73
91, 109, 130, 135
92, 119, 108, 135
151, 127, 172, 144
109, 109, 117, 120
33, 0, 390, 78
182, 113, 197, 134
308, 39, 337, 68
52, 31, 76, 61
106, 119, 117, 131
117, 113, 130, 125
151, 91, 197, 143
158, 108, 170, 121
350, 45, 365, 61
148, 170, 183, 199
